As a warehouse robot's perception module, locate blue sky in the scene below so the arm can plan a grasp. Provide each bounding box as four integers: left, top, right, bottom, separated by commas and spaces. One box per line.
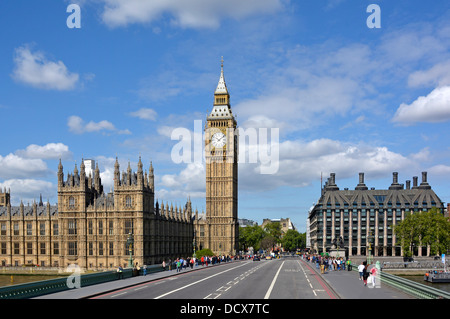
1, 0, 450, 232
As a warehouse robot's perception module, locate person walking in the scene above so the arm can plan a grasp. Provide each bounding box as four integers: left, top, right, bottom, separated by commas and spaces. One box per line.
176, 258, 181, 272
370, 265, 377, 287
358, 262, 365, 280
117, 266, 123, 279
320, 257, 325, 274
362, 264, 370, 286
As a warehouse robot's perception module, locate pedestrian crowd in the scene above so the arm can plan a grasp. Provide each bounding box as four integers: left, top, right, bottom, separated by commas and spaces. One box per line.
303, 253, 380, 288
357, 261, 379, 288
162, 255, 234, 272
303, 254, 350, 273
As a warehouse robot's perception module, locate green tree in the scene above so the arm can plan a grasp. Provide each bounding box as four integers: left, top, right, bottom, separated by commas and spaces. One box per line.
281, 229, 305, 251
239, 225, 265, 252
260, 235, 277, 251
263, 222, 282, 244
195, 248, 215, 257
420, 207, 450, 255
394, 211, 421, 256
394, 208, 450, 256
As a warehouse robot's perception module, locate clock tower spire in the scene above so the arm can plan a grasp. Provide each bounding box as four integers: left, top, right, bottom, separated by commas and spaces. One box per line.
204, 57, 239, 256
208, 57, 234, 121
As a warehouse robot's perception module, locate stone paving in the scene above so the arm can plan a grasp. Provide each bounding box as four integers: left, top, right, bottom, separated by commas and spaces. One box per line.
303, 260, 415, 299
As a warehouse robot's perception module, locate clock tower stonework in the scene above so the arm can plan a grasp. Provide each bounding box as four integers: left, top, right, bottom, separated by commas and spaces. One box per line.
204, 59, 239, 256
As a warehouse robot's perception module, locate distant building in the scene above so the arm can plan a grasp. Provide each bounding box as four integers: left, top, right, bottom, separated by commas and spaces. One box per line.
83, 159, 95, 177
238, 218, 258, 227
308, 172, 445, 257
261, 218, 296, 234
306, 213, 311, 249
0, 188, 10, 207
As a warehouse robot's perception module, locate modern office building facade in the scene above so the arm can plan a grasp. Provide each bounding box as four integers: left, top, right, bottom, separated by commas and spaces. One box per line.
308, 172, 445, 257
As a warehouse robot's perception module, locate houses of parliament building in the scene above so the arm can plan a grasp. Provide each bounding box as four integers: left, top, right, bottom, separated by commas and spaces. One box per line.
0, 61, 239, 270
0, 158, 196, 269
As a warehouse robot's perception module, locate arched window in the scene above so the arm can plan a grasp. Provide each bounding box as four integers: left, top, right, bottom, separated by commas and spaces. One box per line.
125, 195, 132, 208
69, 196, 75, 208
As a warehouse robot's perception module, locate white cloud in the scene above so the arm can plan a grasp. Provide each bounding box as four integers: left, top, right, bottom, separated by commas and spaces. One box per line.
99, 0, 283, 29
410, 147, 430, 162
238, 138, 415, 192
68, 115, 131, 135
379, 27, 447, 65
428, 164, 450, 176
12, 45, 79, 90
234, 75, 362, 132
15, 143, 72, 160
157, 125, 177, 138
129, 108, 157, 121
392, 86, 450, 124
408, 60, 450, 88
159, 162, 205, 200
0, 179, 55, 205
0, 154, 49, 179
230, 42, 386, 133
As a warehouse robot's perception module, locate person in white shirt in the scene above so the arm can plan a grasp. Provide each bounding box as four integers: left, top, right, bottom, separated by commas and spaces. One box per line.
358, 262, 365, 280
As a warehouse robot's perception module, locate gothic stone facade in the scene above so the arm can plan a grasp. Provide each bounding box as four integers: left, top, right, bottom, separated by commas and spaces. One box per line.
0, 158, 195, 269
195, 60, 239, 256
308, 172, 445, 257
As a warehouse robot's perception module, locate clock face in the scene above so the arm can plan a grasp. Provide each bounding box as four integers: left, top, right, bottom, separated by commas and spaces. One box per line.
212, 132, 226, 148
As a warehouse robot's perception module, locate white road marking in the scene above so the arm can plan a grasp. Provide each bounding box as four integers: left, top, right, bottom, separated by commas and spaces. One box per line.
154, 262, 250, 299
204, 261, 269, 299
298, 260, 319, 298
134, 286, 148, 291
264, 260, 285, 299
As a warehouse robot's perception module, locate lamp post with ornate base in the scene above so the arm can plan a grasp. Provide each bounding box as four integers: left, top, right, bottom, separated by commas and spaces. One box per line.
127, 233, 134, 268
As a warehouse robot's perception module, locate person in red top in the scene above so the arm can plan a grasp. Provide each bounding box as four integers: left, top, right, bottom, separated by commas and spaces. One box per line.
370, 265, 377, 287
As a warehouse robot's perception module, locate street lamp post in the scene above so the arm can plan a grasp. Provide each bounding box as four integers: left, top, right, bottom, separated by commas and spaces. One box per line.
127, 233, 134, 268
193, 229, 197, 259
368, 231, 373, 264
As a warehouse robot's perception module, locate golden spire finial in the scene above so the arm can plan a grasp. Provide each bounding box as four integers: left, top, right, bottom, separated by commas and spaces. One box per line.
221, 56, 224, 70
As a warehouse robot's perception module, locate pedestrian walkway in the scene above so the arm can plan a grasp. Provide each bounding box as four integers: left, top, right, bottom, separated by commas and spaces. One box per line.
34, 262, 216, 299
302, 260, 415, 299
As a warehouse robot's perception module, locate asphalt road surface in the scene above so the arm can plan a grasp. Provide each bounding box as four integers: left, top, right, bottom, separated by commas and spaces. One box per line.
91, 257, 338, 300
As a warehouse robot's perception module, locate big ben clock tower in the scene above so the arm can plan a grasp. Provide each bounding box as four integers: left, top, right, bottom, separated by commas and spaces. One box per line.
204, 58, 239, 256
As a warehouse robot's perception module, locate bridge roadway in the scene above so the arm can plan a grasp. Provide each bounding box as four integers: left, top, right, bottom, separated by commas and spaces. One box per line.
35, 256, 413, 300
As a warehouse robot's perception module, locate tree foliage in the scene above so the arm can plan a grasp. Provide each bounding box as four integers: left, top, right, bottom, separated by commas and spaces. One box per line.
282, 229, 306, 251
263, 222, 282, 243
239, 224, 306, 253
195, 248, 215, 257
394, 207, 450, 256
239, 225, 265, 251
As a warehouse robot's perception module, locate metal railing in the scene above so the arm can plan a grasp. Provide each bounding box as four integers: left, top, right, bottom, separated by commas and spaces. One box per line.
349, 263, 450, 299
0, 264, 165, 299
379, 271, 450, 299
381, 261, 450, 269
